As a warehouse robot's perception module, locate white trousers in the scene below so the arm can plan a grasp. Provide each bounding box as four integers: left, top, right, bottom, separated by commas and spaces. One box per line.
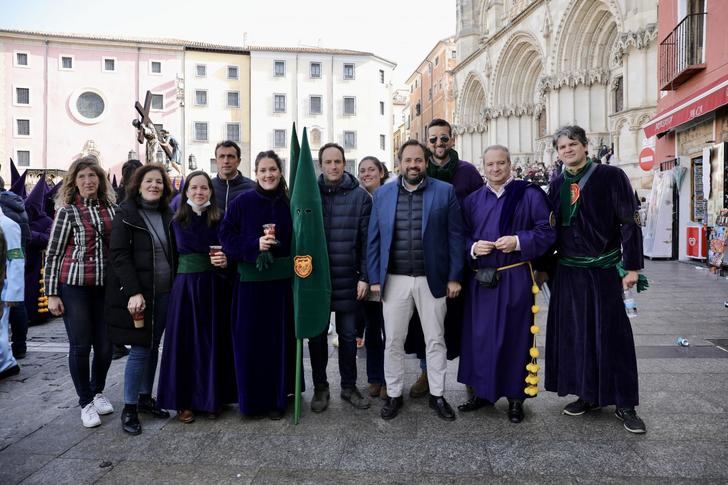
382, 274, 447, 397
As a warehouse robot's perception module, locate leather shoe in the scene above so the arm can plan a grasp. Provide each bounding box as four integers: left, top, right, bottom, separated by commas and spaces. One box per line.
380, 396, 403, 420
429, 394, 456, 421
457, 396, 492, 412
121, 408, 142, 435
138, 395, 170, 419
310, 385, 330, 413
177, 409, 195, 423
508, 399, 524, 423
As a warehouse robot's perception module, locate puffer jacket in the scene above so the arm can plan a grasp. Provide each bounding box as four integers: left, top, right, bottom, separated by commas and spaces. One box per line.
105, 198, 176, 347
388, 182, 426, 276
318, 172, 371, 312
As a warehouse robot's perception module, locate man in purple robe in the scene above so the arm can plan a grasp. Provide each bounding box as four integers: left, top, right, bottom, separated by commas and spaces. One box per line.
457, 145, 555, 423
544, 125, 646, 434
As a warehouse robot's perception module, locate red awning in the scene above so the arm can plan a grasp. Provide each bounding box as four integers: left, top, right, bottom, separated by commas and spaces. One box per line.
643, 74, 728, 138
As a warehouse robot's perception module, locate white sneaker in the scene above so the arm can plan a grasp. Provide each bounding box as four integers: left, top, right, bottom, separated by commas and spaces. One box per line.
81, 402, 101, 428
93, 393, 114, 415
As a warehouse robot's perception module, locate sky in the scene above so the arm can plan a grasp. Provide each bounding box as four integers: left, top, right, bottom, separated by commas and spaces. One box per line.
1, 0, 457, 87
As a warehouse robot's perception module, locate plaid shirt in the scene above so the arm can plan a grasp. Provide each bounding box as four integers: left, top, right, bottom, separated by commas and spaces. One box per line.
44, 195, 116, 295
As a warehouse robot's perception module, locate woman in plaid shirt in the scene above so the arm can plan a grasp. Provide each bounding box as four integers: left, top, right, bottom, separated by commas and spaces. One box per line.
45, 156, 116, 429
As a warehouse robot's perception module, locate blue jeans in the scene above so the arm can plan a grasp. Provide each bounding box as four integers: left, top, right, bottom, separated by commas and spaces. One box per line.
308, 310, 358, 389
362, 301, 385, 385
59, 285, 112, 407
124, 292, 169, 405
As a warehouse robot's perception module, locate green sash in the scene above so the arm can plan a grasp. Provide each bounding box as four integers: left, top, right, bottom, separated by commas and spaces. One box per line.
559, 248, 649, 292
177, 253, 214, 273
238, 256, 292, 282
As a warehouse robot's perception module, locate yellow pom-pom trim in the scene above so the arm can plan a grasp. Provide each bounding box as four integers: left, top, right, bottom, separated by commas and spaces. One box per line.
530, 325, 540, 335
525, 375, 539, 385
531, 305, 540, 314
529, 347, 539, 358
531, 285, 540, 295
524, 386, 538, 397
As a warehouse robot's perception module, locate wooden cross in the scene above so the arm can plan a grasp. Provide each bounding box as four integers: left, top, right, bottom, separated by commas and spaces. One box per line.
134, 90, 172, 159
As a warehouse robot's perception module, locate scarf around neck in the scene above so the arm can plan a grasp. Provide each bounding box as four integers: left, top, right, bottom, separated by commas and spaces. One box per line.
559, 160, 592, 227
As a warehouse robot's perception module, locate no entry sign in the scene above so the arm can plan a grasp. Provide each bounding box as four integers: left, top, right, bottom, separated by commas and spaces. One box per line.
639, 147, 655, 171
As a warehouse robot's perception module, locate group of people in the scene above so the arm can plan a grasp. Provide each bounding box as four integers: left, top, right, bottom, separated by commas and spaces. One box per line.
0, 118, 646, 436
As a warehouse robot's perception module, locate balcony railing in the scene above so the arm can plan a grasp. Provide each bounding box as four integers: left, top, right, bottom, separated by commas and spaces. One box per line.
659, 12, 706, 90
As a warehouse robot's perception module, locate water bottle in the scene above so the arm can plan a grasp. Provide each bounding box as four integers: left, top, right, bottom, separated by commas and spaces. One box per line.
676, 337, 690, 347
623, 288, 637, 318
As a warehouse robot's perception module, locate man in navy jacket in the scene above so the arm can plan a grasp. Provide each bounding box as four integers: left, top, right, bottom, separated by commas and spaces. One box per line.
367, 139, 464, 421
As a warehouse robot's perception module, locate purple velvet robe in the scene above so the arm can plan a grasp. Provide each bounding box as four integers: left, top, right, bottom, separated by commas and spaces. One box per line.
457, 182, 555, 401
157, 213, 237, 413
218, 188, 296, 415
544, 164, 644, 408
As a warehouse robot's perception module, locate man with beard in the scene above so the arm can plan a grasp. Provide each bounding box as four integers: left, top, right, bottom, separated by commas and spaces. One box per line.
405, 118, 483, 398
367, 139, 464, 421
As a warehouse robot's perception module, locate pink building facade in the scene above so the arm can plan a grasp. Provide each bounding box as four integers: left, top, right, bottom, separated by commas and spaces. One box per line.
1, 30, 184, 180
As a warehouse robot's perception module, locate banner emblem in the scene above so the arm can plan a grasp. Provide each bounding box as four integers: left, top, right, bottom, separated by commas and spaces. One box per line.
294, 255, 313, 278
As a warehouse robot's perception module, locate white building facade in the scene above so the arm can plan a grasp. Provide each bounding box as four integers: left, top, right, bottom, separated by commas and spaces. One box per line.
453, 0, 658, 190
249, 47, 396, 178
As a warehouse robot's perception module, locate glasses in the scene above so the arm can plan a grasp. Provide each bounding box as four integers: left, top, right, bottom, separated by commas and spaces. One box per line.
428, 135, 450, 144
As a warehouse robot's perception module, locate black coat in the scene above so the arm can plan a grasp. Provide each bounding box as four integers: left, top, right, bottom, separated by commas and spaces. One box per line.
105, 198, 175, 347
318, 172, 371, 313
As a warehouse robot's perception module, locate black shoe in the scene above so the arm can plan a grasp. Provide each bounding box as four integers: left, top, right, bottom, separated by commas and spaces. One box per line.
341, 387, 371, 410
563, 398, 601, 416
458, 396, 492, 412
0, 364, 20, 380
310, 385, 330, 413
13, 349, 26, 360
615, 408, 646, 434
137, 395, 170, 419
111, 344, 129, 360
380, 396, 403, 420
429, 394, 456, 421
121, 408, 142, 435
508, 399, 524, 423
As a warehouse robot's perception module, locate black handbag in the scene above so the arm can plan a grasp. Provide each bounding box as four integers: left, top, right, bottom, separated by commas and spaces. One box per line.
474, 267, 499, 288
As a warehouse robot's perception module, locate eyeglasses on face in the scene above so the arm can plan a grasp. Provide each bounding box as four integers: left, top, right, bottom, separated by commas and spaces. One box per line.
429, 135, 450, 144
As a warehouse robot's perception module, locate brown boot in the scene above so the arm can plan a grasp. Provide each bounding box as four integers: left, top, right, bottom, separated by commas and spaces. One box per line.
409, 371, 429, 398
368, 383, 382, 397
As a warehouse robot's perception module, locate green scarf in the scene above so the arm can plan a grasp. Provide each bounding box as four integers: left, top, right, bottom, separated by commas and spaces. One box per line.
427, 149, 460, 183
560, 160, 592, 226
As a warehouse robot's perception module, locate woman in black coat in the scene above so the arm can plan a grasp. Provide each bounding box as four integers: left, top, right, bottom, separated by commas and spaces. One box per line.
106, 164, 176, 435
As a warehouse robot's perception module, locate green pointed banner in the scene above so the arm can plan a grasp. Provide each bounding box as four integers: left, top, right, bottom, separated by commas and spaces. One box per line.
290, 127, 331, 339
289, 123, 301, 192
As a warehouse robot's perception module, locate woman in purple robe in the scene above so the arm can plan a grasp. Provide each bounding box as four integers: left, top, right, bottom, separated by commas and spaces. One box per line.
219, 150, 295, 420
157, 171, 236, 423
457, 145, 555, 423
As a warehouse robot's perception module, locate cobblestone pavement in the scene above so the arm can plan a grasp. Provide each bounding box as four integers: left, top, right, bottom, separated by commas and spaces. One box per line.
1, 260, 727, 483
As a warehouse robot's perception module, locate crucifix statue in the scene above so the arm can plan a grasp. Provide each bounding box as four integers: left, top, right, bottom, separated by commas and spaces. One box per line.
132, 91, 178, 170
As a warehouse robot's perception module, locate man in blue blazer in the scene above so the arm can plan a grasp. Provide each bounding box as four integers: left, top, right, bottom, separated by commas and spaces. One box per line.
368, 139, 464, 421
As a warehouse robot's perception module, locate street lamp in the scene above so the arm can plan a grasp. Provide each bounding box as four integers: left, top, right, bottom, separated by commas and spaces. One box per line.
188, 154, 197, 171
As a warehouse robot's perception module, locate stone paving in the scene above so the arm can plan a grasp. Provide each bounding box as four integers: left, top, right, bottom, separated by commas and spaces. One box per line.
1, 260, 727, 483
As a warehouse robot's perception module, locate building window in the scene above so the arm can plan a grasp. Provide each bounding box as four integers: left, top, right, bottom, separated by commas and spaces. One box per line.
379, 70, 385, 83
196, 64, 206, 77
103, 58, 116, 72
451, 50, 457, 59
343, 63, 355, 80
274, 94, 286, 113
16, 87, 30, 105
428, 88, 432, 100
274, 129, 286, 148
310, 62, 321, 78
210, 158, 217, 173
194, 122, 208, 142
227, 123, 241, 142
228, 65, 239, 80
76, 92, 105, 119
151, 94, 164, 110
344, 131, 357, 148
310, 128, 322, 149
60, 56, 73, 70
435, 57, 439, 66
380, 101, 384, 115
537, 111, 547, 137
17, 150, 30, 167
15, 52, 28, 66
150, 61, 162, 74
274, 60, 285, 77
344, 97, 356, 115
17, 119, 30, 136
310, 95, 322, 114
195, 90, 208, 106
613, 76, 624, 113
380, 134, 385, 150
227, 91, 240, 108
